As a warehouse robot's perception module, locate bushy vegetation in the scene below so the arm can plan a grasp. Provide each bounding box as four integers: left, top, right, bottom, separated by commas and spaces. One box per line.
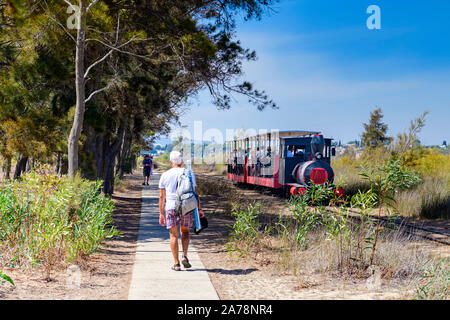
335, 110, 450, 219
334, 148, 450, 219
226, 202, 269, 256
0, 165, 119, 281
225, 158, 448, 299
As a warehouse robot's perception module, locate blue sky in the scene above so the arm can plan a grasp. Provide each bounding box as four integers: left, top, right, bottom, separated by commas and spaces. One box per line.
161, 0, 450, 146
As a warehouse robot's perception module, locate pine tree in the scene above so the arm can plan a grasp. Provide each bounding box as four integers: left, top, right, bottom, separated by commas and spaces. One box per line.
361, 108, 392, 149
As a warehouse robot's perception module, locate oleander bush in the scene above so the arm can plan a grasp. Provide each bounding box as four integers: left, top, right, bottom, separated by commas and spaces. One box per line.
0, 165, 119, 280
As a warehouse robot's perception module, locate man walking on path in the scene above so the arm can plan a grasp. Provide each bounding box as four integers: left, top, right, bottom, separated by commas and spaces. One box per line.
142, 154, 153, 185
158, 151, 205, 271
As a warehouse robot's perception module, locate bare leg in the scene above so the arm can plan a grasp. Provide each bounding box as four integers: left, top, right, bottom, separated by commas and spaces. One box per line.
169, 227, 180, 264
180, 226, 190, 258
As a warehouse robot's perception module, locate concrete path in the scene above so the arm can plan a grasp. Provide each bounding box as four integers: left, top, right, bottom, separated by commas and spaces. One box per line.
128, 173, 219, 300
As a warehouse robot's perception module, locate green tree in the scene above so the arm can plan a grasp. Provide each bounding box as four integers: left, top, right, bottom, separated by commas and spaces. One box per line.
361, 108, 392, 149
1, 0, 277, 194
0, 1, 74, 178
4, 0, 275, 177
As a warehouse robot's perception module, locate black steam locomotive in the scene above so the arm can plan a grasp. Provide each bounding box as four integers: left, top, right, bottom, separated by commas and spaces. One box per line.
226, 130, 345, 197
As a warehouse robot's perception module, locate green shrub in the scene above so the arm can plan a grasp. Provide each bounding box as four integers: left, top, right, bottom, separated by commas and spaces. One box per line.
226, 202, 268, 256
121, 157, 134, 174
281, 195, 321, 249
0, 165, 119, 279
403, 148, 450, 183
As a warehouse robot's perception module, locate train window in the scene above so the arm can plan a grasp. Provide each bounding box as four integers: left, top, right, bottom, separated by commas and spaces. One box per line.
294, 146, 306, 157
286, 145, 307, 158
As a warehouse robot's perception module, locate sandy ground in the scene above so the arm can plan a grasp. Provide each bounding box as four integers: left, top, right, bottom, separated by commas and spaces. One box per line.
0, 173, 143, 300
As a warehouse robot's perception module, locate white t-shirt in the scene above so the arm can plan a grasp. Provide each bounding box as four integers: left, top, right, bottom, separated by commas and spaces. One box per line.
158, 167, 197, 210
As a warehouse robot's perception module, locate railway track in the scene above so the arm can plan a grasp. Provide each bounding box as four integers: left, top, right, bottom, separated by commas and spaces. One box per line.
196, 172, 450, 246
342, 209, 450, 245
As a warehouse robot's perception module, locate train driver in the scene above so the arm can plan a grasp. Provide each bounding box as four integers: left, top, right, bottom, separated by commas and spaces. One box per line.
287, 145, 294, 157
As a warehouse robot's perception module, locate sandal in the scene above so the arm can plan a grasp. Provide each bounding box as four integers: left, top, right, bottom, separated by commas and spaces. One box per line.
171, 263, 181, 271
181, 256, 191, 269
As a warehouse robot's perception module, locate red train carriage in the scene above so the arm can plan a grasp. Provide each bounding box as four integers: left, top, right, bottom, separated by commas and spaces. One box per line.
226, 130, 345, 197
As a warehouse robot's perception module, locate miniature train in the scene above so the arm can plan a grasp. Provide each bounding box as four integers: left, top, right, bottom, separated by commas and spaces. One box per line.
226, 130, 345, 197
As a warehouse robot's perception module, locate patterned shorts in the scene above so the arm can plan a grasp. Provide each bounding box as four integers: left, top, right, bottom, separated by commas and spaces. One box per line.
165, 209, 193, 230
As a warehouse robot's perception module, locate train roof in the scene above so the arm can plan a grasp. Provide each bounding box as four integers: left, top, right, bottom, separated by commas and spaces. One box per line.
277, 130, 321, 138
228, 130, 321, 141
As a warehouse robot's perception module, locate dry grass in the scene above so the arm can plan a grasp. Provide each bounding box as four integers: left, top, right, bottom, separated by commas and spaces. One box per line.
196, 176, 449, 300
271, 230, 449, 299
192, 162, 227, 176
153, 154, 171, 171
241, 205, 448, 299
395, 177, 450, 219
114, 175, 132, 193
273, 227, 433, 278
333, 163, 372, 198
333, 152, 450, 219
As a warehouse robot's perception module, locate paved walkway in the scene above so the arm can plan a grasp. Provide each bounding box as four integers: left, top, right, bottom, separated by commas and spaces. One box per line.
128, 173, 219, 300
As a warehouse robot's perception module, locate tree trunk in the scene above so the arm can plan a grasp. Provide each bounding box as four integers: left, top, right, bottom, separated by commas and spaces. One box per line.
116, 126, 132, 178
103, 123, 126, 195
115, 130, 125, 176
68, 0, 87, 177
56, 152, 61, 175
26, 157, 33, 171
2, 156, 11, 180
131, 153, 137, 171
13, 155, 28, 179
